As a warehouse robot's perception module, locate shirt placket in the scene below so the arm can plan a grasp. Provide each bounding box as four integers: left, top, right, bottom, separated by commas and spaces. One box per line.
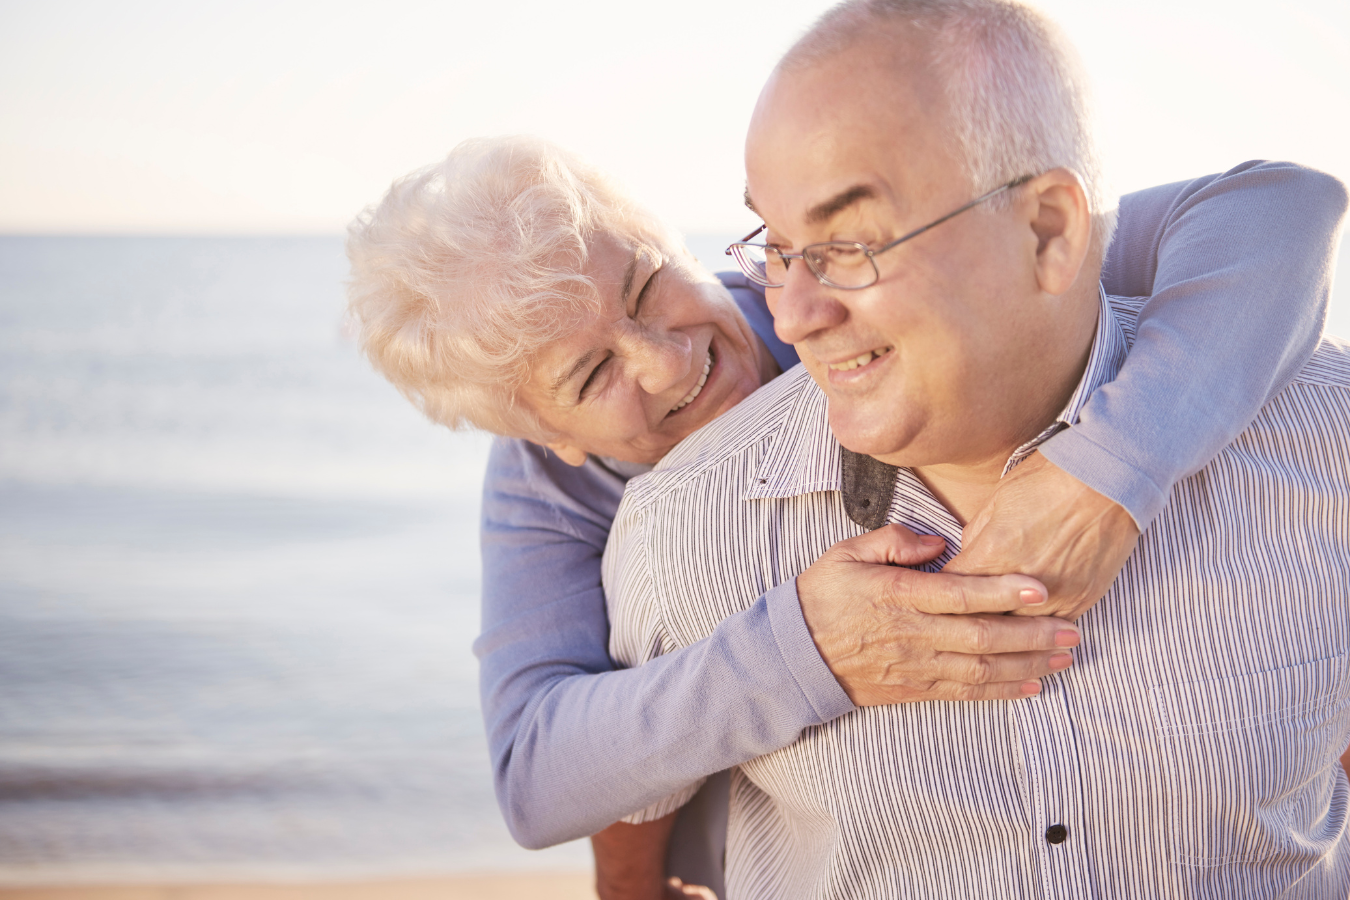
1012, 674, 1096, 899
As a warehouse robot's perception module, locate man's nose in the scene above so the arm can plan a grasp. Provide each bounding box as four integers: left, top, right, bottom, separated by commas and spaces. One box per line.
629, 329, 692, 396
769, 259, 848, 346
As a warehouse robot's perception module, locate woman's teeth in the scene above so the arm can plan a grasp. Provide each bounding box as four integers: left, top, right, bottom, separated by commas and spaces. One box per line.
672, 349, 714, 412
828, 347, 892, 371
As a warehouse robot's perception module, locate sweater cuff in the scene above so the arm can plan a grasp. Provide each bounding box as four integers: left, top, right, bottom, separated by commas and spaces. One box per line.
1038, 427, 1169, 531
765, 578, 856, 722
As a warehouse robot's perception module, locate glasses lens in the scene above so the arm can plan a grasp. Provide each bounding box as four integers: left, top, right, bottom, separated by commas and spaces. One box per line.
731, 244, 782, 287
806, 242, 875, 288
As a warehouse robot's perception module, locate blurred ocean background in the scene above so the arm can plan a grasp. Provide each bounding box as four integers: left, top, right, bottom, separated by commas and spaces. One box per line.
0, 232, 1346, 885
0, 236, 576, 885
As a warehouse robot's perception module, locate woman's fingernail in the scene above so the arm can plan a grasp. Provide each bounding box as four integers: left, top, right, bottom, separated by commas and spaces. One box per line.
1020, 588, 1046, 605
1021, 680, 1042, 695
919, 534, 945, 546
1049, 653, 1073, 670
1055, 629, 1081, 648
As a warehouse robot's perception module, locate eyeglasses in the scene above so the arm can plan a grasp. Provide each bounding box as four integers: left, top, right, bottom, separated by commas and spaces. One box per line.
725, 175, 1034, 290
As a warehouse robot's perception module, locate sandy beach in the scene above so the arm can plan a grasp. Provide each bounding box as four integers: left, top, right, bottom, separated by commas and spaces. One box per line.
0, 874, 596, 900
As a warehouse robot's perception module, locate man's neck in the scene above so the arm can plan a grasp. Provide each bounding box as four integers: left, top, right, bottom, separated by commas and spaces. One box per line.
907, 287, 1101, 526
910, 457, 1010, 527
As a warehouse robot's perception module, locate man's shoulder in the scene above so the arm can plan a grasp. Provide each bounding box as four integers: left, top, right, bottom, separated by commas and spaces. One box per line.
1215, 333, 1350, 483
621, 365, 820, 514
1291, 333, 1350, 391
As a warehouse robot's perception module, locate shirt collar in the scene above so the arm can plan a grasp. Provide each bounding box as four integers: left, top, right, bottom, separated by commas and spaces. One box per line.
744, 286, 1127, 499
1000, 285, 1127, 476
743, 367, 842, 500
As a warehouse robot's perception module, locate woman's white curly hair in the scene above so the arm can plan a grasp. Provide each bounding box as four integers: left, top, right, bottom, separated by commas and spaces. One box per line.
345, 136, 682, 439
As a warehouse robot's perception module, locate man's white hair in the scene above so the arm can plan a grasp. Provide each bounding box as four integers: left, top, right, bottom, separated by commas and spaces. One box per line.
783, 0, 1117, 248
345, 136, 683, 439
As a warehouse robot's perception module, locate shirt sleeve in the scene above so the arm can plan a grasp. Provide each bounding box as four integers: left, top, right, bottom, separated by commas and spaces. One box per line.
476, 438, 853, 850
1040, 161, 1349, 529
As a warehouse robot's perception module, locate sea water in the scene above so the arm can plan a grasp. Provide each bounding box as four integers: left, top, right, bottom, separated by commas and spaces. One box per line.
0, 236, 600, 883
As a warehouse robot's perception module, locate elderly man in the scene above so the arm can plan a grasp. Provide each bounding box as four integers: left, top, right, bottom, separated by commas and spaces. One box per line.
603, 0, 1350, 896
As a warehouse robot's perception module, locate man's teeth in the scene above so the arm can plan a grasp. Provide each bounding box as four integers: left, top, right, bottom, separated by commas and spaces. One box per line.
672, 349, 714, 412
828, 347, 893, 371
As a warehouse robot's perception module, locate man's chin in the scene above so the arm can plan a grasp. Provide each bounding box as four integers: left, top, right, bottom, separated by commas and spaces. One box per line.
827, 410, 918, 463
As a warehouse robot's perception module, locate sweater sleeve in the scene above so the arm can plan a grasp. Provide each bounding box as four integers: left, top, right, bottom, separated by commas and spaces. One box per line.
1040, 161, 1348, 528
476, 438, 852, 849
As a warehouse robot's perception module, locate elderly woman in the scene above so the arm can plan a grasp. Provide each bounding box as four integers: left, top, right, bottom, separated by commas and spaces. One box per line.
346, 136, 1342, 898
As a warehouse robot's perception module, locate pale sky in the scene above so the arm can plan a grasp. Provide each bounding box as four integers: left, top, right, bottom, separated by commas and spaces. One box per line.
1, 0, 1347, 236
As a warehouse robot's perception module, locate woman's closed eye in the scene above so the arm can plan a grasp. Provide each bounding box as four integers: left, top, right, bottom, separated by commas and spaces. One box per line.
578, 352, 612, 401
631, 264, 660, 318
576, 259, 661, 402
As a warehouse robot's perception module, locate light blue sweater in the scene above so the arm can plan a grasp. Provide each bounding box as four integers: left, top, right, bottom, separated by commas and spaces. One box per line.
476, 161, 1348, 850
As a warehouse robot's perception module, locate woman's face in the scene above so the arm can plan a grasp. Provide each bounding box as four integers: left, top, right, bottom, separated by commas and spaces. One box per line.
519, 234, 777, 465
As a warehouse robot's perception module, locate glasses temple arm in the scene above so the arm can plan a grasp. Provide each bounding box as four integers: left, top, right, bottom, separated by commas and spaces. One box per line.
874, 175, 1035, 255
725, 224, 768, 254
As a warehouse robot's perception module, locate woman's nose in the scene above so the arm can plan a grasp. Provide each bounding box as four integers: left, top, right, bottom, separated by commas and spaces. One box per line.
769, 259, 848, 346
628, 328, 692, 396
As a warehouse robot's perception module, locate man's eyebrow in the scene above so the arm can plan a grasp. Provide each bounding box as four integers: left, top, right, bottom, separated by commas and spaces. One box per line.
806, 185, 876, 225
744, 187, 757, 213
551, 349, 599, 398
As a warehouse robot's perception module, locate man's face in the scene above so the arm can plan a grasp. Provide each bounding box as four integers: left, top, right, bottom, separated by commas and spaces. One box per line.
745, 40, 1057, 469
518, 235, 772, 464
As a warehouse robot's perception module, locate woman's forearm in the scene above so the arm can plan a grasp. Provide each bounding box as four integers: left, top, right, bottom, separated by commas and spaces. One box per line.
478, 439, 847, 848
482, 581, 845, 847
1045, 161, 1348, 528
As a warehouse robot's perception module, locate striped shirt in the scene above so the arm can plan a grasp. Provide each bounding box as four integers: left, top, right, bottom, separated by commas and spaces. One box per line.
603, 292, 1350, 899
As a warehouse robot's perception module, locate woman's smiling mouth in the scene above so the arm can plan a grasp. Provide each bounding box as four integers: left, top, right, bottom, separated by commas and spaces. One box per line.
670, 347, 715, 415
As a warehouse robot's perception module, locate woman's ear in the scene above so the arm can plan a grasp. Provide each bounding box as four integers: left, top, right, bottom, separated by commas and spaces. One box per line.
1026, 167, 1093, 297
537, 440, 588, 467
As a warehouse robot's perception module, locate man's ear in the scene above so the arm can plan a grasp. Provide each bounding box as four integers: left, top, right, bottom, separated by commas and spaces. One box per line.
1026, 168, 1093, 297
535, 439, 588, 467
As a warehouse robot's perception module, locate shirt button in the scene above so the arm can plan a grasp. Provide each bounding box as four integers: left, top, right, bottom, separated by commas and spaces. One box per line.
1045, 824, 1068, 845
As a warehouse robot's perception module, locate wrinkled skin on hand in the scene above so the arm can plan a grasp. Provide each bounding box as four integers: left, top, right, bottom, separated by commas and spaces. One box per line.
796, 524, 1079, 706
944, 452, 1141, 622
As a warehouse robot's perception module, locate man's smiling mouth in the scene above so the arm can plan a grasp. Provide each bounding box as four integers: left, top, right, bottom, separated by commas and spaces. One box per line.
671, 347, 714, 413
828, 347, 893, 371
